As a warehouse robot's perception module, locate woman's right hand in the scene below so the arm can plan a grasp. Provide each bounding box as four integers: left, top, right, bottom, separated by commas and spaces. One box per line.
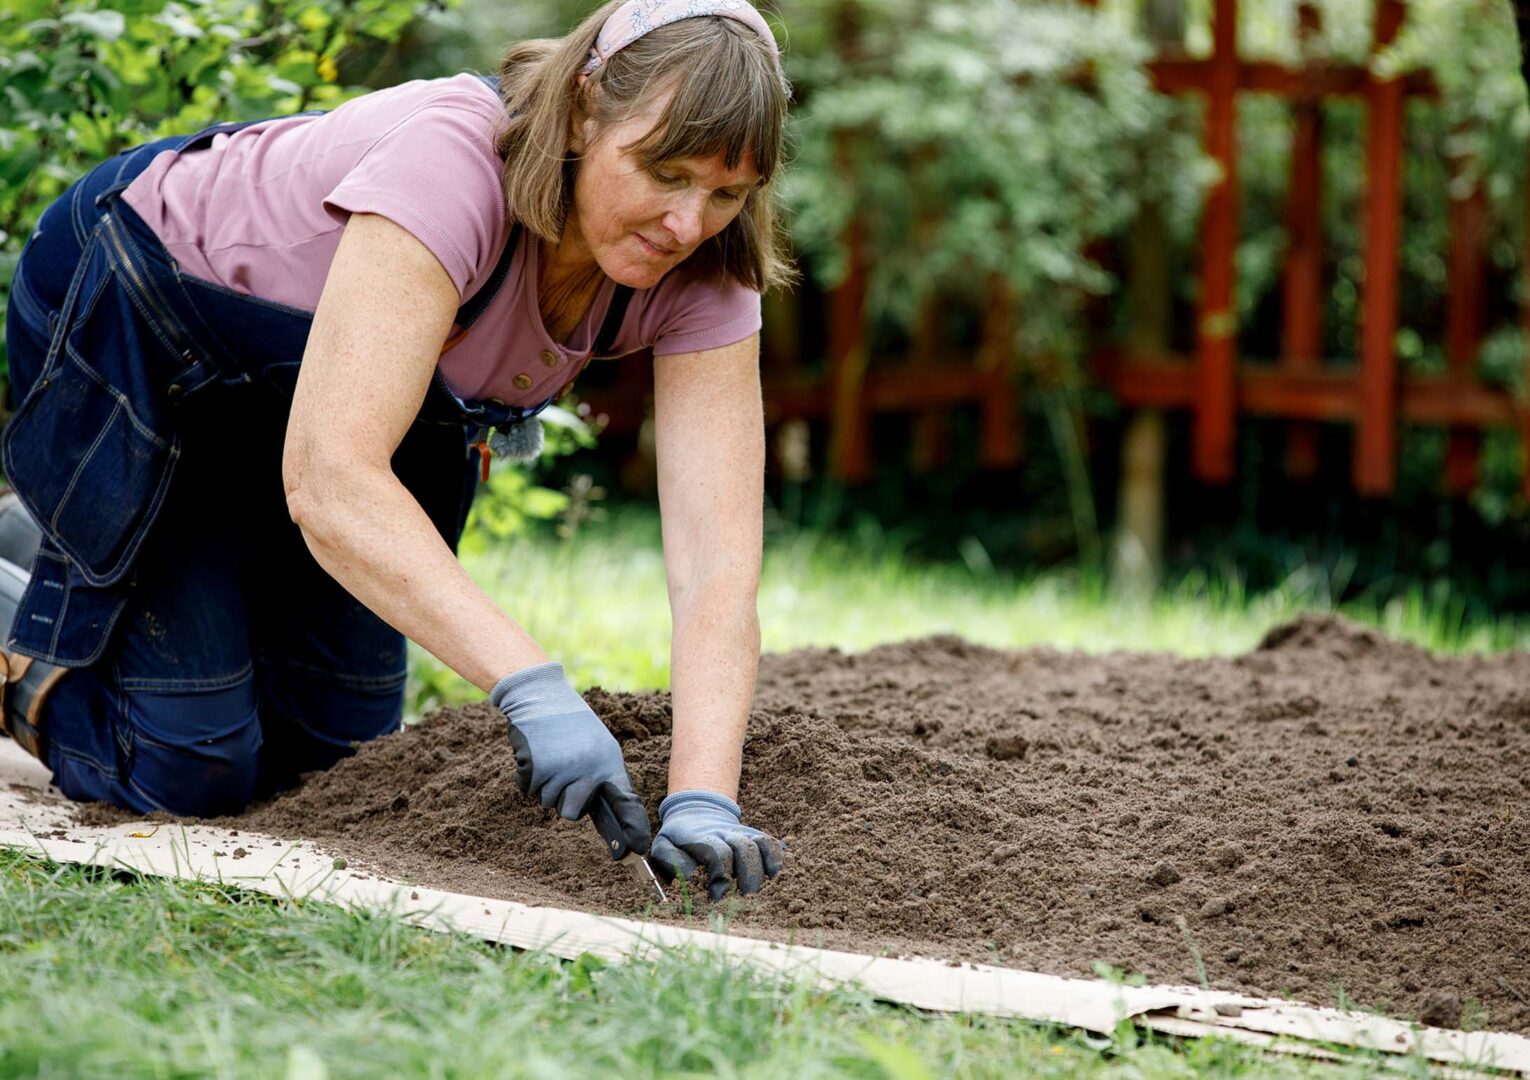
491, 661, 652, 853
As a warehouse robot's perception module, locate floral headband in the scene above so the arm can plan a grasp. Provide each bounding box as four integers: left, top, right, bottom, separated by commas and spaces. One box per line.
580, 0, 780, 76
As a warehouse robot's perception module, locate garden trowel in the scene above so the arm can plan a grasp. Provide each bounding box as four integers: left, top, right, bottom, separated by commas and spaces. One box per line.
590, 786, 668, 902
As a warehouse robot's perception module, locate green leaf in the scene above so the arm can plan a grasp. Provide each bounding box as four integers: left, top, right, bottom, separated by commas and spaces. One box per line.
854, 1034, 934, 1080
152, 8, 203, 38
273, 53, 320, 87
295, 6, 330, 32
60, 10, 127, 41
1, 0, 52, 21
567, 952, 607, 994
519, 487, 569, 520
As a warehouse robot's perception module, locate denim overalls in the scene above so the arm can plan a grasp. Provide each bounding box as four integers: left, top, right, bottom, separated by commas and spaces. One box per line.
2, 85, 621, 814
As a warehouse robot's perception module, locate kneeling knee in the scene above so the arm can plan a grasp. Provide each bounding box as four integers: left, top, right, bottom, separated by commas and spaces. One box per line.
121, 680, 262, 817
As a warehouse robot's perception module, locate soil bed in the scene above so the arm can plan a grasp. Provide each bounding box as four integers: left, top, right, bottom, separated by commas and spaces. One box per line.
237, 616, 1530, 1033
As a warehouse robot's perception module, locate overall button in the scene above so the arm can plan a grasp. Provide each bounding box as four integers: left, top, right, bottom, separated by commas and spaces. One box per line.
166, 384, 185, 400
512, 373, 533, 391
540, 349, 560, 368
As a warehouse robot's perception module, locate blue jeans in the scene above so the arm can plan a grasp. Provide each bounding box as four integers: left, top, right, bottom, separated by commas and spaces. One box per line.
6, 139, 479, 815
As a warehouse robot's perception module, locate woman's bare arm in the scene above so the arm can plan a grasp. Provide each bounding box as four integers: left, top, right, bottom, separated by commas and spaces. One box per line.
282, 212, 547, 690
652, 334, 765, 799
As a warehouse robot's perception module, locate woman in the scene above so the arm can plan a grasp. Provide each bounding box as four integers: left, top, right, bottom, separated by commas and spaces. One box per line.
0, 0, 787, 900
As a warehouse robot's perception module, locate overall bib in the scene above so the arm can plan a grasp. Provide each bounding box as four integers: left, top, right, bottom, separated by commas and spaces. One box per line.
1, 84, 628, 815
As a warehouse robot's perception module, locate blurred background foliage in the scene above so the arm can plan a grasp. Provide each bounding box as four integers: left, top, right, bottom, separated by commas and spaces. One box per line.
1, 0, 1528, 616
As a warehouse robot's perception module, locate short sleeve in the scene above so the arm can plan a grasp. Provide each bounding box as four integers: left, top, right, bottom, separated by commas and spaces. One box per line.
322, 94, 505, 301
641, 270, 763, 357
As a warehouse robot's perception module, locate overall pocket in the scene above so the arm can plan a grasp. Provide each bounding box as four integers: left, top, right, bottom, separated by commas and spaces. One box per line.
1, 245, 182, 588
3, 265, 60, 388
4, 259, 56, 335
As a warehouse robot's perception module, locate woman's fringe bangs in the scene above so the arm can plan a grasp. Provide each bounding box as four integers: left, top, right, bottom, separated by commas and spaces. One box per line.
493, 7, 795, 291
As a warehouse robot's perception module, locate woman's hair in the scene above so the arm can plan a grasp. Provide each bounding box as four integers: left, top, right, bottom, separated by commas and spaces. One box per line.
492, 1, 794, 292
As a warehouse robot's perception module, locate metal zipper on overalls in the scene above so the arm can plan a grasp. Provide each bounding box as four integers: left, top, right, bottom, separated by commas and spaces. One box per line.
99, 212, 197, 369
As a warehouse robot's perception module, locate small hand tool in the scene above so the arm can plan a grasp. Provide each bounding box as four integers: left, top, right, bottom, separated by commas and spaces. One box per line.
591, 790, 668, 902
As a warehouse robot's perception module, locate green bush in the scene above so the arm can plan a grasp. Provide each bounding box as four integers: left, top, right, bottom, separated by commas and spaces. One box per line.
782, 0, 1210, 360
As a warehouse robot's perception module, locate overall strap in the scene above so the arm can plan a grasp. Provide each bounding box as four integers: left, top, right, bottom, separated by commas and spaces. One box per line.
446, 227, 633, 355
454, 224, 518, 332
455, 72, 513, 333
593, 285, 635, 357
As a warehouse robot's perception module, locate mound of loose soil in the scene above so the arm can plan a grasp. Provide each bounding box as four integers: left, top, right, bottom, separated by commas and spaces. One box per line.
239, 615, 1530, 1033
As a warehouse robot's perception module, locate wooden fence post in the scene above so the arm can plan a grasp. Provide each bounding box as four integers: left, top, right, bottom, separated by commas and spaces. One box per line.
909, 288, 951, 473
1354, 0, 1406, 495
976, 275, 1022, 469
1194, 0, 1240, 483
1113, 0, 1183, 592
1282, 1, 1325, 478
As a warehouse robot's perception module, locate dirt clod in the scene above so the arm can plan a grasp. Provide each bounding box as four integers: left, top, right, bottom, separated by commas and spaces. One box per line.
1418, 991, 1464, 1029
232, 615, 1530, 1034
983, 734, 1029, 761
1199, 896, 1231, 919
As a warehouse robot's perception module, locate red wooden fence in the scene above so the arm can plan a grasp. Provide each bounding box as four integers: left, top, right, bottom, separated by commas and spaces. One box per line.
582, 0, 1523, 501
1091, 0, 1522, 499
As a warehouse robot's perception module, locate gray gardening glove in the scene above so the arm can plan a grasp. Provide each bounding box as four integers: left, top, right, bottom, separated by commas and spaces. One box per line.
491, 662, 651, 855
651, 790, 785, 901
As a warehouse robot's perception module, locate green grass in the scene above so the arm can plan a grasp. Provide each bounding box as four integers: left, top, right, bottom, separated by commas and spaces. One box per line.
7, 509, 1510, 1076
409, 507, 1530, 712
0, 848, 1419, 1078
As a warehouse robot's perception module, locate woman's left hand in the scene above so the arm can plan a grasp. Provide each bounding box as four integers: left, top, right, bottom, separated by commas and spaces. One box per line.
650, 790, 785, 900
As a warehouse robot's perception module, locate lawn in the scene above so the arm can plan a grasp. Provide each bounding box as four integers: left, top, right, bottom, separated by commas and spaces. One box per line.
5, 509, 1513, 1077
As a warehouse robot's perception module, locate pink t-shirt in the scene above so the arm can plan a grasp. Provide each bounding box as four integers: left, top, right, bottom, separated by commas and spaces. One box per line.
120, 74, 761, 407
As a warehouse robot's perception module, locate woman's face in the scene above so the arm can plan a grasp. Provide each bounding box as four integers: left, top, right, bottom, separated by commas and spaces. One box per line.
565, 90, 761, 288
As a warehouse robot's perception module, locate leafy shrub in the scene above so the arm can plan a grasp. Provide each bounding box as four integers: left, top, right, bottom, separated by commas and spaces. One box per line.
782, 0, 1210, 361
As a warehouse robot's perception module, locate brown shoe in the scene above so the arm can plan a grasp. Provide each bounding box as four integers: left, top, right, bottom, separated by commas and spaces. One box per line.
0, 654, 55, 762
